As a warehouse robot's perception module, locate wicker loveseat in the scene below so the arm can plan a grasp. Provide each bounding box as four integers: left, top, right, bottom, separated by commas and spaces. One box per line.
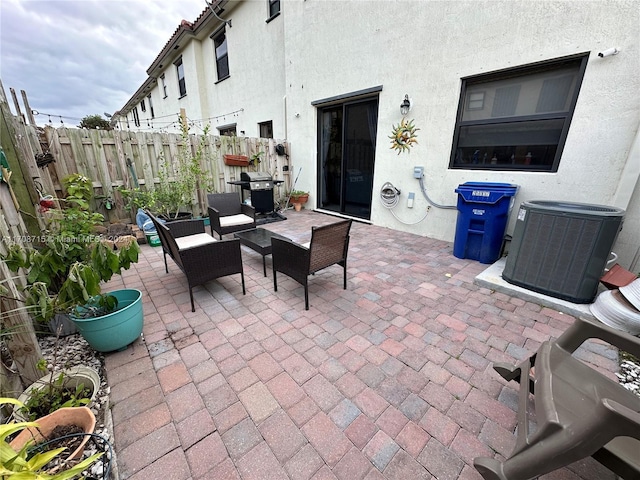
271, 219, 352, 310
207, 193, 256, 239
145, 211, 246, 311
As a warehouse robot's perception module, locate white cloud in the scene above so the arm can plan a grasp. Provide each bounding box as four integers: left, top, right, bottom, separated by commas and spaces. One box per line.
0, 0, 206, 126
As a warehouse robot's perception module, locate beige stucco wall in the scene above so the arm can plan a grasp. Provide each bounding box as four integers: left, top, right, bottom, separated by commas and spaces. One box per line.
282, 0, 639, 268
122, 0, 639, 269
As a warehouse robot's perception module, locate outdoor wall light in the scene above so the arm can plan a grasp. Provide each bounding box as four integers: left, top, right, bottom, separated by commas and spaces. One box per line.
400, 94, 412, 116
598, 47, 620, 58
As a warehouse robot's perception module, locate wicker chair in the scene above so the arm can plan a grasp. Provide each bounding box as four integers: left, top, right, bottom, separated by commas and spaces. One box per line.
474, 315, 640, 480
145, 211, 246, 312
207, 193, 256, 239
271, 219, 352, 310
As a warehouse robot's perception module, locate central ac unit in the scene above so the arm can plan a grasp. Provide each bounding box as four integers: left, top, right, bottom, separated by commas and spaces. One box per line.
502, 201, 625, 304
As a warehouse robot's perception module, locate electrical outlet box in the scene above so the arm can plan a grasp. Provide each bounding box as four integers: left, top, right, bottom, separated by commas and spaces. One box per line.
407, 192, 415, 208
413, 166, 424, 179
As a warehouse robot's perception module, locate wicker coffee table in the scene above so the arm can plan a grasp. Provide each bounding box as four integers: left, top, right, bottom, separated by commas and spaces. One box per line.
234, 228, 290, 276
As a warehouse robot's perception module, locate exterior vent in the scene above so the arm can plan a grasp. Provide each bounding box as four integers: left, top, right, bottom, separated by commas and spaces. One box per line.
502, 201, 625, 303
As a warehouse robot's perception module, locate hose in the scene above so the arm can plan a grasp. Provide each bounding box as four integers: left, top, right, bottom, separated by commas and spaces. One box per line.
380, 182, 430, 225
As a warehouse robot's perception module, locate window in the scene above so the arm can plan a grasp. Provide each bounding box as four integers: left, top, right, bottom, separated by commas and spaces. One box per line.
259, 121, 273, 138
160, 74, 168, 98
268, 0, 280, 19
147, 94, 154, 119
140, 99, 146, 112
132, 107, 140, 127
218, 124, 236, 136
450, 54, 588, 172
175, 57, 187, 97
213, 30, 229, 81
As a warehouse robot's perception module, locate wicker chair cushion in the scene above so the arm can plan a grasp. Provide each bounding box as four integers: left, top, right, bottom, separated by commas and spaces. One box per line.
175, 233, 217, 250
220, 214, 254, 228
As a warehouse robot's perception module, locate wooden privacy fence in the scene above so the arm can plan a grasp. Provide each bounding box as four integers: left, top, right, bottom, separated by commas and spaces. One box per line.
0, 81, 43, 387
42, 127, 292, 222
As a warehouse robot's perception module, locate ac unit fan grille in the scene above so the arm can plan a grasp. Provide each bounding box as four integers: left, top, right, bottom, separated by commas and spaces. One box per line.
503, 200, 624, 303
512, 212, 601, 297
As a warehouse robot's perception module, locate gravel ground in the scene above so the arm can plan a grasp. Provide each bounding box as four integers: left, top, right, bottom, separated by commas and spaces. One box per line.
38, 333, 115, 479
617, 355, 640, 396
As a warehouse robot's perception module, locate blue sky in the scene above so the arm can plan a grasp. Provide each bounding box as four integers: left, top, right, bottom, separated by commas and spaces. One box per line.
1, 0, 206, 126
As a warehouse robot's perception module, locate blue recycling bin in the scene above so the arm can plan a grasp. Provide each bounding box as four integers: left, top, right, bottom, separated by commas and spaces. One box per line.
453, 182, 519, 264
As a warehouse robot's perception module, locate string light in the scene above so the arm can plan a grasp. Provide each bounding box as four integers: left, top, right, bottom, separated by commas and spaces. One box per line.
33, 108, 245, 133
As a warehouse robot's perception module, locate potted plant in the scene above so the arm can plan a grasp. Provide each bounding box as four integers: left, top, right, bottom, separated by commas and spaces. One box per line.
2, 397, 102, 478
289, 190, 309, 211
249, 151, 264, 168
69, 289, 144, 353
116, 186, 156, 215
15, 365, 99, 422
1, 174, 141, 331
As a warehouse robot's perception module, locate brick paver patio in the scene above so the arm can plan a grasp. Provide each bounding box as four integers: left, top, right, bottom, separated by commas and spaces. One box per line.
103, 210, 620, 480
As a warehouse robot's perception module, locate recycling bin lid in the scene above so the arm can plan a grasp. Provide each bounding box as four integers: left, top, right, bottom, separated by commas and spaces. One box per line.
457, 182, 518, 189
455, 182, 519, 204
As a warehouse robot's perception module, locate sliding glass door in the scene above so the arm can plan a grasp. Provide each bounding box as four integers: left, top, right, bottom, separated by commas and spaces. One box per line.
318, 98, 378, 220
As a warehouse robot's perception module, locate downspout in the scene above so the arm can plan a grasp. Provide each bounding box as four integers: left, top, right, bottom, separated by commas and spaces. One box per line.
283, 95, 288, 140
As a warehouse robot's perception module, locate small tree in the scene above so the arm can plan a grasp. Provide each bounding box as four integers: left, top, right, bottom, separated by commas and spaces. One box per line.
78, 114, 112, 130
154, 123, 213, 218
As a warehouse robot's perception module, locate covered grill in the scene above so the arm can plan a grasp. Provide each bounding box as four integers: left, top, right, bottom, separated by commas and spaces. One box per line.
230, 171, 283, 213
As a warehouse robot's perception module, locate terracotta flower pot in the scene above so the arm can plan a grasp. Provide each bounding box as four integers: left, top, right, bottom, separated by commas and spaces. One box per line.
10, 406, 96, 460
290, 194, 309, 211
223, 154, 249, 166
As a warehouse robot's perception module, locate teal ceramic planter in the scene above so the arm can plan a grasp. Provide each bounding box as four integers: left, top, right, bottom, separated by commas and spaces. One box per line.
71, 289, 144, 352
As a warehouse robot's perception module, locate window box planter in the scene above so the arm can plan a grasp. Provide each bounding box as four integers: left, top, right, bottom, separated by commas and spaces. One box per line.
224, 154, 249, 166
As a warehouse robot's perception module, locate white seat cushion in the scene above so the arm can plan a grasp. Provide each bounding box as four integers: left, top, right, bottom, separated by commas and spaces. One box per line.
220, 214, 254, 228
175, 233, 217, 250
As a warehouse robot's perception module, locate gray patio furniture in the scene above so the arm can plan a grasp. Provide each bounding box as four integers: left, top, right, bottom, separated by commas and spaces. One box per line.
207, 192, 256, 239
271, 219, 352, 310
145, 211, 245, 311
474, 315, 640, 480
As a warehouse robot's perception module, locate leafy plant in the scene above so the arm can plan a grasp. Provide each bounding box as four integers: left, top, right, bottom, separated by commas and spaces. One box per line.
116, 186, 156, 213
18, 373, 92, 421
289, 190, 309, 204
1, 397, 102, 479
153, 123, 214, 219
70, 294, 118, 320
249, 151, 264, 167
1, 173, 140, 324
